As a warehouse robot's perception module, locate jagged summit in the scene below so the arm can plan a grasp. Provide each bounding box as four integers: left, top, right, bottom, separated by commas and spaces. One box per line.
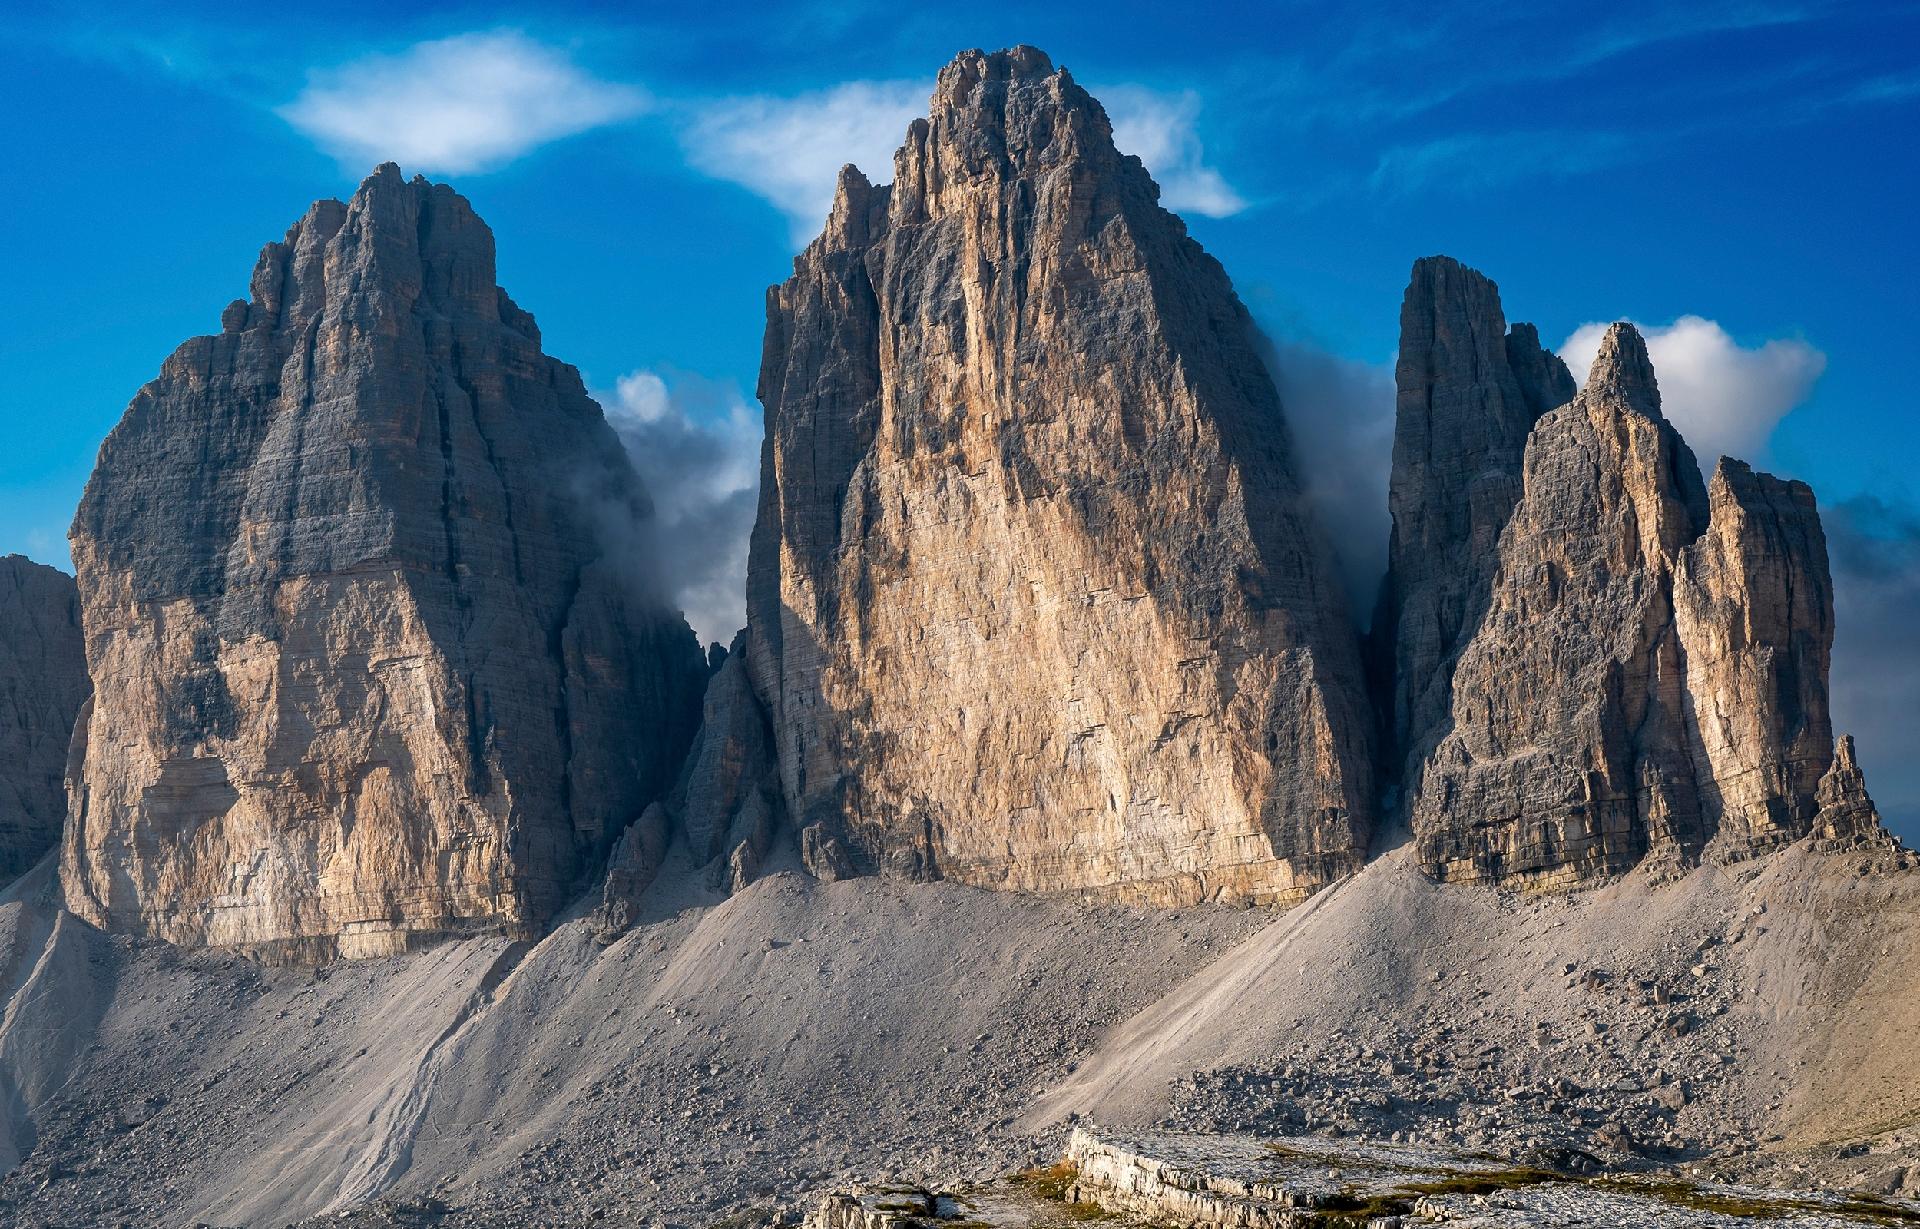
1402, 272, 1835, 884
1584, 319, 1664, 417
1378, 255, 1575, 805
812, 46, 1177, 249
747, 45, 1376, 905
62, 164, 707, 960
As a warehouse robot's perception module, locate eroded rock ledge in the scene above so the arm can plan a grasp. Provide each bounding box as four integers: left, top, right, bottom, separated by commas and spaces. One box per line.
806, 1130, 1920, 1229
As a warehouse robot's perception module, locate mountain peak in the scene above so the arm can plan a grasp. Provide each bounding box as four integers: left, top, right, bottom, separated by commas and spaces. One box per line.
1584, 321, 1662, 415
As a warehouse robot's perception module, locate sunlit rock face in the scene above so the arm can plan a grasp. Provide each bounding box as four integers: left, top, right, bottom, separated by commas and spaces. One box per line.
1408, 322, 1839, 884
62, 165, 706, 960
746, 46, 1376, 905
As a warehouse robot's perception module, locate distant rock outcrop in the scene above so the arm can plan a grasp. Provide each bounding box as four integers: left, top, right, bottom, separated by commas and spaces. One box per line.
1376, 257, 1575, 804
745, 46, 1375, 904
62, 165, 706, 959
1407, 321, 1840, 883
1811, 735, 1898, 850
0, 556, 88, 882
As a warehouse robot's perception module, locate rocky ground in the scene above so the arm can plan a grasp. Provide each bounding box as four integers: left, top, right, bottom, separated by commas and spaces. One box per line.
1, 837, 1917, 1227
0, 849, 1262, 1228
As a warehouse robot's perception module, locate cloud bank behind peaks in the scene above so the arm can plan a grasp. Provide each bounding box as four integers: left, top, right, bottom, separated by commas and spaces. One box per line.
683, 78, 1246, 245
1258, 336, 1397, 624
1559, 316, 1825, 465
599, 370, 762, 647
279, 32, 646, 174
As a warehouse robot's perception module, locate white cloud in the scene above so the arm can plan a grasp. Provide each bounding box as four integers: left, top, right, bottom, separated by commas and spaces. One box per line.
1368, 130, 1631, 198
599, 370, 762, 646
1559, 316, 1825, 465
278, 31, 646, 175
1098, 86, 1247, 218
683, 78, 1247, 245
682, 80, 926, 244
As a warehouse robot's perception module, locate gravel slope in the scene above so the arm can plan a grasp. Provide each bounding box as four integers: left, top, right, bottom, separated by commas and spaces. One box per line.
0, 847, 1261, 1227
0, 839, 1915, 1227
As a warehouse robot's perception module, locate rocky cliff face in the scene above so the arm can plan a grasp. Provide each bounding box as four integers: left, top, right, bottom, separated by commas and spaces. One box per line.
0, 556, 88, 882
1376, 258, 1575, 804
1674, 459, 1835, 851
745, 46, 1375, 905
598, 631, 782, 937
1408, 322, 1838, 883
1811, 735, 1896, 849
62, 165, 706, 959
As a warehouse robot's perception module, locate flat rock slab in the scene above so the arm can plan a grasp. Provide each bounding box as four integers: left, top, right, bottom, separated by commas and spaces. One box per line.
1062, 1128, 1920, 1227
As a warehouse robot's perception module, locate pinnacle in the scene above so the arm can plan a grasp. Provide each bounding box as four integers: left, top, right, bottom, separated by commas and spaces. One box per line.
1584, 321, 1662, 415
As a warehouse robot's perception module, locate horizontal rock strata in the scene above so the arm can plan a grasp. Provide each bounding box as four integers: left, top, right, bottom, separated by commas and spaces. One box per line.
1811, 735, 1899, 850
1059, 1128, 1917, 1228
62, 164, 706, 959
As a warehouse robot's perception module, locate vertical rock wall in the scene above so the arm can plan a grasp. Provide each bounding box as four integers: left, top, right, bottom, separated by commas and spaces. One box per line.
1377, 257, 1575, 805
746, 47, 1376, 905
1406, 321, 1842, 883
62, 166, 706, 958
0, 557, 88, 882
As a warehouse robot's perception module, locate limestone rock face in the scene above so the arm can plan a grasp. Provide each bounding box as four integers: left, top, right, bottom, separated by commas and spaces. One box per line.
0, 556, 88, 881
672, 634, 781, 892
1409, 322, 1842, 884
746, 46, 1375, 905
1376, 257, 1575, 802
1674, 459, 1834, 851
62, 165, 706, 959
1811, 735, 1896, 849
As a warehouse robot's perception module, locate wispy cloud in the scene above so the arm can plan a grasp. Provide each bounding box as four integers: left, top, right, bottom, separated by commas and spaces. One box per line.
1368, 130, 1632, 197
680, 77, 1249, 242
1098, 86, 1247, 217
681, 79, 925, 243
1256, 335, 1395, 620
598, 370, 762, 645
278, 31, 646, 175
1559, 316, 1826, 465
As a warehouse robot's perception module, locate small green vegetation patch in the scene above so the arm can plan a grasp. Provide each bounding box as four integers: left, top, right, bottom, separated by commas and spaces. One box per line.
1398, 1166, 1563, 1198
1306, 1189, 1415, 1225
1014, 1161, 1081, 1202
1596, 1178, 1920, 1224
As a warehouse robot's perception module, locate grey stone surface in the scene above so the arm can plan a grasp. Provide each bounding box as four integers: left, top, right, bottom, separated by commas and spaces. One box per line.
0, 556, 87, 882
1408, 322, 1843, 884
746, 46, 1375, 905
62, 164, 706, 959
1376, 257, 1575, 811
1812, 734, 1897, 849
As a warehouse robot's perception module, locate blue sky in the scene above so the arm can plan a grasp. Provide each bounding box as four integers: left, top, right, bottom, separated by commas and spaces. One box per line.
1, 0, 1915, 833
